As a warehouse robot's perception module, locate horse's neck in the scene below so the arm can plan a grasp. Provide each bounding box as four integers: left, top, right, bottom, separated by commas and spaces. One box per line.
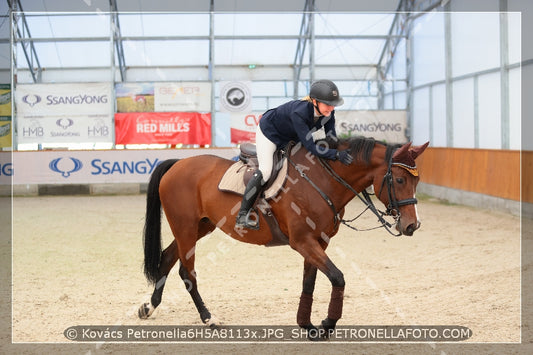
326, 142, 388, 203
289, 147, 375, 208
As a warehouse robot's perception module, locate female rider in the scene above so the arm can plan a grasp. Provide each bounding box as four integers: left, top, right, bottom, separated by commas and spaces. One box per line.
235, 79, 354, 229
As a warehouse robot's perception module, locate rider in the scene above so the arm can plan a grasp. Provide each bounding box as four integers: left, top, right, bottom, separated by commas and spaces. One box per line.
235, 79, 354, 229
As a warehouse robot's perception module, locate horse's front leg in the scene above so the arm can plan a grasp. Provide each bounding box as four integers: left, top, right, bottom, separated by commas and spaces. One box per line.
297, 261, 318, 336
292, 238, 345, 340
320, 259, 345, 337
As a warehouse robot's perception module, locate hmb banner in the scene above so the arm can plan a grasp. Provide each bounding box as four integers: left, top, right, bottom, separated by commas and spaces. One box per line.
15, 83, 113, 144
115, 112, 211, 145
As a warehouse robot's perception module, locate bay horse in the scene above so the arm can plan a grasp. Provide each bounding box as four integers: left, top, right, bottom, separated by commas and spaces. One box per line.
138, 136, 428, 339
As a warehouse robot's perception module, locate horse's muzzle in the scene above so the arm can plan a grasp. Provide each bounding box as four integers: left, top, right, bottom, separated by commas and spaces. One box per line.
398, 220, 421, 236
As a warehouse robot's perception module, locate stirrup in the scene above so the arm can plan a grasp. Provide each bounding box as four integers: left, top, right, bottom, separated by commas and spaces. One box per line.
235, 210, 259, 230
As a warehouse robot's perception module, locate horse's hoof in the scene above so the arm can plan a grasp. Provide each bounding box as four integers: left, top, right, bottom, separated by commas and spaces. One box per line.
204, 315, 220, 329
138, 302, 154, 319
320, 318, 337, 338
301, 324, 326, 341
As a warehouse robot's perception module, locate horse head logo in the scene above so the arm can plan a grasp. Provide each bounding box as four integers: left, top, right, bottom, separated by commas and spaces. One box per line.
49, 157, 83, 178
22, 94, 41, 107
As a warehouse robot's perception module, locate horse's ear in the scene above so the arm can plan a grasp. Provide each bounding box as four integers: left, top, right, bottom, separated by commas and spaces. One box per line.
410, 141, 429, 160
392, 142, 412, 162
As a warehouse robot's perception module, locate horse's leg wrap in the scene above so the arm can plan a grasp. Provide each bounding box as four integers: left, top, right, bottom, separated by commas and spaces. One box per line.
327, 286, 344, 321
296, 292, 313, 327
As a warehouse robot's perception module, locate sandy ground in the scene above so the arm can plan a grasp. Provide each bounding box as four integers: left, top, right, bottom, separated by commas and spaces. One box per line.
2, 193, 532, 354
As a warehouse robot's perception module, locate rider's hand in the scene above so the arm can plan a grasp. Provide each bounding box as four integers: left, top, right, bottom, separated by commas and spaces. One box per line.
336, 150, 354, 165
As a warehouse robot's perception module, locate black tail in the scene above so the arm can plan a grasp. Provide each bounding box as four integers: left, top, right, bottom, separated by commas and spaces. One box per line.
143, 159, 179, 284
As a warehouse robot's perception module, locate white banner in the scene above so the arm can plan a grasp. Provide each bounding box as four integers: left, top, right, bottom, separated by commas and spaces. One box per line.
154, 82, 211, 112
335, 110, 408, 144
230, 111, 262, 143
16, 114, 113, 144
219, 81, 252, 113
15, 83, 112, 116
8, 148, 238, 185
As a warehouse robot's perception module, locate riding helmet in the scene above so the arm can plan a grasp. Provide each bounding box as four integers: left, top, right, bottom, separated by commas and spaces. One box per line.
309, 80, 344, 106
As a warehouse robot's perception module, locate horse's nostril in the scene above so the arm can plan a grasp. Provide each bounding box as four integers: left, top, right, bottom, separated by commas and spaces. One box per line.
404, 223, 418, 236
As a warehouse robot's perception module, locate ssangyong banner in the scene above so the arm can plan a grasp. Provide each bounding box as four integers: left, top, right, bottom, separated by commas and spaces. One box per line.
15, 83, 113, 144
15, 83, 112, 116
334, 110, 408, 144
230, 111, 262, 144
115, 112, 211, 145
9, 148, 238, 185
154, 82, 211, 112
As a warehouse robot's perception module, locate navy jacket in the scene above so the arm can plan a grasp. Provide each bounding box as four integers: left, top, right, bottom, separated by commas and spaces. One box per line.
258, 100, 338, 160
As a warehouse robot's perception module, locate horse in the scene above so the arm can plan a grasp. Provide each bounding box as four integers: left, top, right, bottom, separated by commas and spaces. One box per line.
138, 136, 429, 339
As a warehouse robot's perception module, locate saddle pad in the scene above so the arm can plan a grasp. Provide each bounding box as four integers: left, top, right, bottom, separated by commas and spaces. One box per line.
218, 159, 288, 200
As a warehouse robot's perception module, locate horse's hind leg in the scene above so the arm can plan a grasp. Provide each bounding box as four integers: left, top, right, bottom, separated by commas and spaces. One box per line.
138, 240, 179, 319
176, 218, 219, 327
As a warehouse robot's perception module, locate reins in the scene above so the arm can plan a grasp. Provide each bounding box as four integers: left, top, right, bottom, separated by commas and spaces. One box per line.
285, 145, 417, 237
317, 156, 402, 237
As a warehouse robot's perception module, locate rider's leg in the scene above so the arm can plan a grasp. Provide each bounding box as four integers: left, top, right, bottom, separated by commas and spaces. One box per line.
235, 127, 277, 229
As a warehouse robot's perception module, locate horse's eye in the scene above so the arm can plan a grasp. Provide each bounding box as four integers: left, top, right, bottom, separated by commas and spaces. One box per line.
396, 177, 405, 184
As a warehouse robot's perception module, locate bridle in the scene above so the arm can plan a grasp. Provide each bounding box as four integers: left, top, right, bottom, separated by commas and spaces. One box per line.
378, 156, 419, 217
286, 146, 419, 237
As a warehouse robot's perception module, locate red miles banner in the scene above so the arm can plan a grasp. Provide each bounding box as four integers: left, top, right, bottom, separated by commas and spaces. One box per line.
115, 112, 211, 145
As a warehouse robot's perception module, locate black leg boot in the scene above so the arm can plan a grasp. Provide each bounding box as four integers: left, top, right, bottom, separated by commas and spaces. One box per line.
235, 170, 264, 229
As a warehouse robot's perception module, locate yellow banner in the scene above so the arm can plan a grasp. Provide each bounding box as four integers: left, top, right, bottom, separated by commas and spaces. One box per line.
0, 89, 11, 116
0, 118, 12, 148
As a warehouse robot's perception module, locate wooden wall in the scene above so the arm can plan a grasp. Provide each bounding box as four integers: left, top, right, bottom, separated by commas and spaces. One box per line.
415, 147, 529, 203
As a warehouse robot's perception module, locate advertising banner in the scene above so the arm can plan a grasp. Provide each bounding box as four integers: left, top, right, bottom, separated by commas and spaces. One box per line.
154, 82, 211, 112
0, 117, 12, 148
115, 82, 155, 113
0, 84, 10, 116
15, 83, 112, 116
0, 84, 12, 148
8, 148, 238, 185
219, 81, 252, 113
230, 111, 262, 144
115, 112, 211, 145
334, 110, 408, 144
17, 114, 113, 144
15, 83, 113, 145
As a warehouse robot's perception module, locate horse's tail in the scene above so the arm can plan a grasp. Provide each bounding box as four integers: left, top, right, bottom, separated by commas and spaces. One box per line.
143, 159, 179, 285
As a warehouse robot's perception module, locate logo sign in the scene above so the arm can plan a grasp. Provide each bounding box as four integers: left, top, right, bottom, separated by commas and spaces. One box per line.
219, 81, 252, 113
56, 118, 74, 130
154, 82, 211, 112
16, 83, 112, 116
22, 94, 41, 107
335, 110, 408, 144
49, 157, 83, 178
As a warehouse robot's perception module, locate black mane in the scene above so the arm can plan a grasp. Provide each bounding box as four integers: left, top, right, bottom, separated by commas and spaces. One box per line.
321, 136, 401, 164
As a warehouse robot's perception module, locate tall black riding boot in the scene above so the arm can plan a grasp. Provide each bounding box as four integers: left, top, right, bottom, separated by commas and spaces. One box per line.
235, 170, 264, 229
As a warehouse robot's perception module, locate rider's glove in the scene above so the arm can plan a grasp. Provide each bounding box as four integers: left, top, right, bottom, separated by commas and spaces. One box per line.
336, 150, 354, 165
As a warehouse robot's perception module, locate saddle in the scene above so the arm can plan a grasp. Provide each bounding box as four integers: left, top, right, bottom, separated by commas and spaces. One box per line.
218, 142, 288, 200
218, 143, 291, 246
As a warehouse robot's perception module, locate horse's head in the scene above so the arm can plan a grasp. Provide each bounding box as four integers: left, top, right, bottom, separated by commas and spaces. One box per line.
372, 141, 429, 236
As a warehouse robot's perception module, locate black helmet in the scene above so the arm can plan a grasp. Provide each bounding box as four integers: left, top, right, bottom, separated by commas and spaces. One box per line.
309, 80, 344, 106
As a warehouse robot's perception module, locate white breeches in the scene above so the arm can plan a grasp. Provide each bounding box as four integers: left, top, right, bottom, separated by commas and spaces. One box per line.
255, 125, 278, 182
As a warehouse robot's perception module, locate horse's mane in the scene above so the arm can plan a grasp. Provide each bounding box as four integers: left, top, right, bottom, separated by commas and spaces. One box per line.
321, 136, 401, 165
